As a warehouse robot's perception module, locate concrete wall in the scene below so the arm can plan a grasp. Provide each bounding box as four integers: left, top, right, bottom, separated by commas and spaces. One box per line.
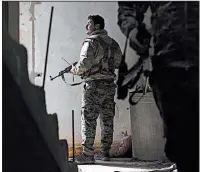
19, 2, 151, 148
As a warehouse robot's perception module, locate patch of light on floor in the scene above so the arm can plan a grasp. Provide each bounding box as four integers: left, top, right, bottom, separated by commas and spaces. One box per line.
78, 165, 150, 172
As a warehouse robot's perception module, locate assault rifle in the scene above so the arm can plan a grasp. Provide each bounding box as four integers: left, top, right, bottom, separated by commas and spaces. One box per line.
117, 23, 151, 104
49, 61, 77, 82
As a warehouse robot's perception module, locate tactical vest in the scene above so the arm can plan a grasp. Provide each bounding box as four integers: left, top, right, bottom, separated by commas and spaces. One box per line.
82, 36, 119, 78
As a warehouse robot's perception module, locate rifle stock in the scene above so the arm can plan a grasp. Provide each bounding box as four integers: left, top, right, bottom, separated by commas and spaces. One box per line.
117, 36, 129, 100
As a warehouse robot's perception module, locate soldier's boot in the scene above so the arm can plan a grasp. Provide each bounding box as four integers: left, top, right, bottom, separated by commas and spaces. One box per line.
95, 151, 110, 161
75, 153, 95, 164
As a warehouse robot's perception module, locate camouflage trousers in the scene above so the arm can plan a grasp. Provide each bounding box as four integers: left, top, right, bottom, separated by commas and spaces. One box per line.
81, 79, 116, 156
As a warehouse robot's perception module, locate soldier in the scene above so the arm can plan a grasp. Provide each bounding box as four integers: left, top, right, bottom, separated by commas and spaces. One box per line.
69, 15, 122, 164
117, 2, 199, 172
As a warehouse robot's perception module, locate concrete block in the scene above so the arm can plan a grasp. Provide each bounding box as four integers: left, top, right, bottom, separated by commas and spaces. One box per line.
130, 92, 166, 161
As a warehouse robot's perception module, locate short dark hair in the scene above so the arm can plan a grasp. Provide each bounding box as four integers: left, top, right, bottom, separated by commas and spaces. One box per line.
88, 15, 105, 29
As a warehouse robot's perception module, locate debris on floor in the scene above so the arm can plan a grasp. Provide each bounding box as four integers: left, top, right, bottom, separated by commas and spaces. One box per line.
109, 134, 132, 158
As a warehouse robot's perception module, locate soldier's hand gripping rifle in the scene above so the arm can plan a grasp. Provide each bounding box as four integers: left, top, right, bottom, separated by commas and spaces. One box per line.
49, 61, 77, 82
117, 23, 151, 104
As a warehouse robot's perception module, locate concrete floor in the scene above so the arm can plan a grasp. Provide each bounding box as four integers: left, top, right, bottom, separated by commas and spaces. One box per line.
78, 165, 150, 172
77, 159, 177, 172
78, 165, 177, 172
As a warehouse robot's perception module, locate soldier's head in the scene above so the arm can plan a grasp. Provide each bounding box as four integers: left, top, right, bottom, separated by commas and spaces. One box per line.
86, 15, 105, 35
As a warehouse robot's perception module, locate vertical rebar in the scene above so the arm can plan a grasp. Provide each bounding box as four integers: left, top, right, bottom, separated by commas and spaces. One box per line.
42, 6, 54, 89
72, 110, 75, 162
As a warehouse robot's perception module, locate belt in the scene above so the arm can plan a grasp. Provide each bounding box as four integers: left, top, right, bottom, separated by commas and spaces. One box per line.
86, 78, 114, 84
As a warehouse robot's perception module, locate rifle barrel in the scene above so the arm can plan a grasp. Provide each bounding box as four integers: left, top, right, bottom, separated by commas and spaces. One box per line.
49, 74, 60, 81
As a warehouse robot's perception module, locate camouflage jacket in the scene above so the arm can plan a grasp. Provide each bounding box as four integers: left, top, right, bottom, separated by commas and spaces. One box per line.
70, 29, 122, 81
118, 1, 199, 69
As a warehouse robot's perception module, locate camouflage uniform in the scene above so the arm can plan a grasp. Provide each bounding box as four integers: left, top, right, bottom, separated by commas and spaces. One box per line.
118, 2, 199, 172
71, 29, 122, 156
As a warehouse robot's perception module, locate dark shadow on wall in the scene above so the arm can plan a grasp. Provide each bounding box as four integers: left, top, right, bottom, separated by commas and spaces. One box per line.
2, 2, 63, 172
